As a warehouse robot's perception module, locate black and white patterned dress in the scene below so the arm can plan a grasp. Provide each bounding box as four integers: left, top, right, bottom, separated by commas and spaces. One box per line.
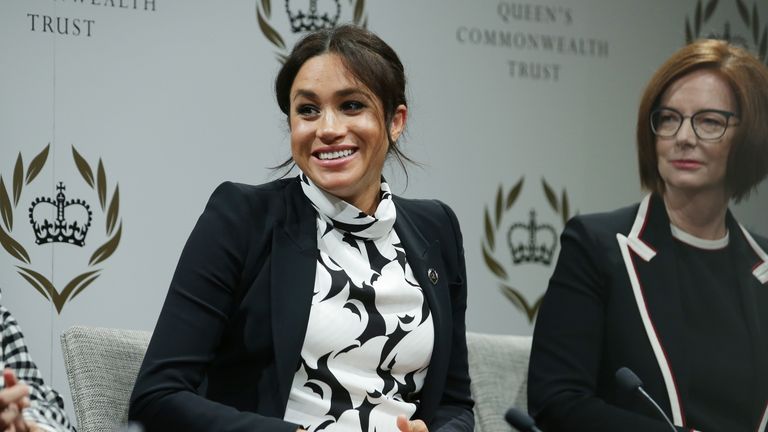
283, 174, 434, 432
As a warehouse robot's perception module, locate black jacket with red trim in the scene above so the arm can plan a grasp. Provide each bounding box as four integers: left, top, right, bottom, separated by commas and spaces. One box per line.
528, 193, 768, 432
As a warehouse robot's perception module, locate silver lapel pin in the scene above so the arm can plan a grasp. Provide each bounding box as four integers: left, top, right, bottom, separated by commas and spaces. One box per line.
427, 268, 439, 285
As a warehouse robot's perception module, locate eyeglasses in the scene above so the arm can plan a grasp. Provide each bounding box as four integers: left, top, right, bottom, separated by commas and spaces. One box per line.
650, 107, 739, 141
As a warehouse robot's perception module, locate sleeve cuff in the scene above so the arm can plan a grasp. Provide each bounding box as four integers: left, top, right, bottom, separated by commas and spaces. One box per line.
22, 411, 69, 432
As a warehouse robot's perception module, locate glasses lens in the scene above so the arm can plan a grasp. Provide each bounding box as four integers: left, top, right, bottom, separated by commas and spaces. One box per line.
692, 111, 728, 139
651, 109, 681, 137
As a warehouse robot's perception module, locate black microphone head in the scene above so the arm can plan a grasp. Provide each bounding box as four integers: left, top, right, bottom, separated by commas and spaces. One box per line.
615, 367, 643, 392
505, 407, 536, 431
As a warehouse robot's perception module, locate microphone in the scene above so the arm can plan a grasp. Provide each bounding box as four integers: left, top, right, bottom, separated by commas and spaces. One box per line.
615, 367, 677, 432
504, 407, 543, 432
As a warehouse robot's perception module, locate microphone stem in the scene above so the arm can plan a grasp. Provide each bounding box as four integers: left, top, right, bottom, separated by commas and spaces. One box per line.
638, 387, 677, 432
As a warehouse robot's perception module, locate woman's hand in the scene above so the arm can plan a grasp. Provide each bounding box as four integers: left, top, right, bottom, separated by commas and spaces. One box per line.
23, 421, 42, 432
396, 415, 429, 432
0, 369, 31, 431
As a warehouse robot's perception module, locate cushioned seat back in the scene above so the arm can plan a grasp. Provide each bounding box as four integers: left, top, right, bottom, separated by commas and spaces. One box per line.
467, 332, 532, 432
60, 326, 151, 432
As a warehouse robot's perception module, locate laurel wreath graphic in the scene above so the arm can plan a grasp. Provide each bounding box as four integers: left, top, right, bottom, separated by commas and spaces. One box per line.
685, 0, 768, 62
0, 145, 122, 313
482, 177, 571, 323
257, 0, 367, 62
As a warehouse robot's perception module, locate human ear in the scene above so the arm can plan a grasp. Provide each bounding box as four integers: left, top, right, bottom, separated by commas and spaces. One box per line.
389, 104, 407, 142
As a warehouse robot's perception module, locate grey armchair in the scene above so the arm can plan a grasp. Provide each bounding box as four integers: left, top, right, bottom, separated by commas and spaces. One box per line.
60, 326, 151, 432
60, 327, 530, 432
467, 332, 532, 432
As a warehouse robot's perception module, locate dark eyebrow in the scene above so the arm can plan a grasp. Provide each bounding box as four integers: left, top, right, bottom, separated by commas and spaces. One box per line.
335, 88, 369, 99
292, 87, 371, 103
292, 89, 318, 102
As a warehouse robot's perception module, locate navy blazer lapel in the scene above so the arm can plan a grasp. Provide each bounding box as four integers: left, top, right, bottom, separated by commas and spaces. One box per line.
393, 201, 452, 419
617, 194, 687, 425
270, 181, 317, 411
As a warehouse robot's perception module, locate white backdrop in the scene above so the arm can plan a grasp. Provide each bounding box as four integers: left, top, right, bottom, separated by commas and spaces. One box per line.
1, 0, 767, 424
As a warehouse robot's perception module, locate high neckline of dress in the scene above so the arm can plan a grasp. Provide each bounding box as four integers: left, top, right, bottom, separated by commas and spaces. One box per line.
298, 172, 396, 240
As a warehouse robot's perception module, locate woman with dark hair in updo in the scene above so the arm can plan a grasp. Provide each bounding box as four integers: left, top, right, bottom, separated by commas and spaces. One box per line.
129, 25, 474, 432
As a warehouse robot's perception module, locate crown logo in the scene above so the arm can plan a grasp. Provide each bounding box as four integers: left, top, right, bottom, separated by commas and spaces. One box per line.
29, 182, 93, 246
285, 0, 340, 33
1, 145, 122, 313
507, 209, 557, 265
685, 0, 768, 64
483, 178, 572, 322
257, 0, 366, 63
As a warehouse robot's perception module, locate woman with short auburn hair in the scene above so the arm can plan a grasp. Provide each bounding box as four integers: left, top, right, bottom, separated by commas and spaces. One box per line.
529, 39, 768, 432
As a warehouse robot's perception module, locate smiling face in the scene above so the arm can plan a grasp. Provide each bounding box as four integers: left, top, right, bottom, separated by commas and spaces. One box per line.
289, 53, 406, 213
655, 69, 737, 198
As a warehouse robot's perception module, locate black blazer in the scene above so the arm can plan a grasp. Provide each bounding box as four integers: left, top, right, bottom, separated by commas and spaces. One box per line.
129, 179, 474, 432
528, 193, 768, 432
